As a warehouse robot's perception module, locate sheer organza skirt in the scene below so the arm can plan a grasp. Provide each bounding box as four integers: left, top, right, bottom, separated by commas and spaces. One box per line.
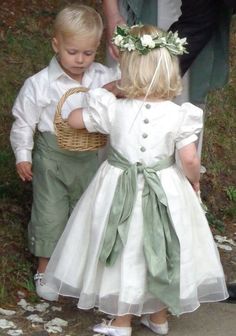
45, 163, 228, 316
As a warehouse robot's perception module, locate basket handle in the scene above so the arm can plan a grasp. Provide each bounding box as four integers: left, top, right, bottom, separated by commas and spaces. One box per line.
55, 86, 89, 122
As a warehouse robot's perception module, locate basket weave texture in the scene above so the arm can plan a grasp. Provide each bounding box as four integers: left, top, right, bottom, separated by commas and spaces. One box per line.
54, 87, 107, 151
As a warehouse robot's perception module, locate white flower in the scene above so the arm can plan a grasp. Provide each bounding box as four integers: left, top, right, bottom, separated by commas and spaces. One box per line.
124, 39, 135, 51
173, 32, 179, 39
175, 37, 181, 44
113, 35, 124, 47
178, 37, 187, 46
140, 35, 155, 48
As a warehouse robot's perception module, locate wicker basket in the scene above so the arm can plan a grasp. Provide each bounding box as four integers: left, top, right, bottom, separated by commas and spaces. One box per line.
54, 87, 107, 151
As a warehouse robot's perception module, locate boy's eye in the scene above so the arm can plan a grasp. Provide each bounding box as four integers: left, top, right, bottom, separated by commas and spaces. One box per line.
67, 50, 77, 55
84, 51, 94, 56
66, 50, 94, 56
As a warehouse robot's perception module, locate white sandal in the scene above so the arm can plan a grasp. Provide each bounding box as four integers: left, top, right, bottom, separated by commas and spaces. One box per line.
93, 319, 132, 336
34, 272, 58, 301
141, 315, 168, 335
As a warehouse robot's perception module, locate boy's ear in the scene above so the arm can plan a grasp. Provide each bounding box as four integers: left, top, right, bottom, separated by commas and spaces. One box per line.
52, 37, 59, 53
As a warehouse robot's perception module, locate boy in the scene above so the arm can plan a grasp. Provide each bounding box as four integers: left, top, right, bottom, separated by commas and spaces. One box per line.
10, 4, 119, 301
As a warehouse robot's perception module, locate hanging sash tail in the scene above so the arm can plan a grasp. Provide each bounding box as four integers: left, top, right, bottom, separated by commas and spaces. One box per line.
99, 146, 181, 315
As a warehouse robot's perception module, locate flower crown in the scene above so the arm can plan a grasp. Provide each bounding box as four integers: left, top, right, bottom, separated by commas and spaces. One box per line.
112, 25, 188, 56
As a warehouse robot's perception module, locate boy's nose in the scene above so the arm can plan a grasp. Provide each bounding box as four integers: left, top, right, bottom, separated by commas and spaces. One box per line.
76, 54, 84, 64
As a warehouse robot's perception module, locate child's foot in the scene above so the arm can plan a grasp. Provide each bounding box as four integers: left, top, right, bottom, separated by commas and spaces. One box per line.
34, 272, 59, 301
141, 315, 168, 335
93, 319, 132, 336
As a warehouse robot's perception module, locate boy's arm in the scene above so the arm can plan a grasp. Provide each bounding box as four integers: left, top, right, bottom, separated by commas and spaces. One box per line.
10, 80, 39, 180
103, 80, 124, 98
68, 108, 85, 129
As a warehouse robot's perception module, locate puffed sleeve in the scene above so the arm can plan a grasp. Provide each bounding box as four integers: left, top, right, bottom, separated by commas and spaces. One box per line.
176, 102, 203, 149
82, 88, 117, 134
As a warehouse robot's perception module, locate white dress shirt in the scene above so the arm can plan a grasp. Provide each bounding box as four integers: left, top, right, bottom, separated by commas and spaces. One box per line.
10, 56, 120, 164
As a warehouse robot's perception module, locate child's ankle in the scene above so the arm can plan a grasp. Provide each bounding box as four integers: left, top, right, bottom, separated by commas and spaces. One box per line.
112, 316, 132, 328
150, 310, 167, 324
37, 257, 50, 273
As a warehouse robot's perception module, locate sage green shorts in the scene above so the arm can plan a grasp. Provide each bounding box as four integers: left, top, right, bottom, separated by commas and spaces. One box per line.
28, 133, 98, 257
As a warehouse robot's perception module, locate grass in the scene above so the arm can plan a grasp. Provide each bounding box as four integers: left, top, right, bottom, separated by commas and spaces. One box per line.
200, 16, 236, 222
0, 3, 235, 305
225, 186, 236, 202
0, 3, 56, 306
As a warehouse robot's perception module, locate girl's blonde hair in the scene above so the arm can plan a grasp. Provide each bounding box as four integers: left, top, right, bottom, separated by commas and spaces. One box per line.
53, 4, 103, 41
118, 25, 182, 99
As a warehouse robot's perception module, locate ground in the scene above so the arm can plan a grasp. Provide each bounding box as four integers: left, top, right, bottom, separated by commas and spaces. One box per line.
0, 1, 235, 335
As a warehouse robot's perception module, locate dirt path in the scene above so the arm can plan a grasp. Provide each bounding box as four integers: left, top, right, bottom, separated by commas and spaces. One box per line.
1, 297, 236, 335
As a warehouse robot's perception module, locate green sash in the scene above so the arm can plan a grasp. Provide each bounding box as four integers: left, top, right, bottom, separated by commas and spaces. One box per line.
100, 147, 180, 314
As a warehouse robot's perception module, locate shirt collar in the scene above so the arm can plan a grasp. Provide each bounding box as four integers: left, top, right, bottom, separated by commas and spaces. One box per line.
48, 56, 66, 83
48, 55, 100, 85
82, 62, 97, 87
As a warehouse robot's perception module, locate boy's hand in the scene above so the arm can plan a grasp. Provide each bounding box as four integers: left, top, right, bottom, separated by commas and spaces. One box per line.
103, 81, 124, 98
16, 161, 33, 182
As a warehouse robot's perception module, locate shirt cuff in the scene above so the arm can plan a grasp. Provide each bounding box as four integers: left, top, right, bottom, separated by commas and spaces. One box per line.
176, 134, 198, 150
82, 108, 97, 132
15, 150, 32, 164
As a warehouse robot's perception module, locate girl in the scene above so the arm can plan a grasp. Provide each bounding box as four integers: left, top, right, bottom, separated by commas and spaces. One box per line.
45, 25, 228, 335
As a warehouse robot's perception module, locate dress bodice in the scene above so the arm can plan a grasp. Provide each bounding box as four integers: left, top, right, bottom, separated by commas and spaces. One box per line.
82, 88, 203, 166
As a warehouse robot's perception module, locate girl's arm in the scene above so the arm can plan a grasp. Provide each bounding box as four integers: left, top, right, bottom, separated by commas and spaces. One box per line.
68, 108, 85, 129
178, 142, 200, 191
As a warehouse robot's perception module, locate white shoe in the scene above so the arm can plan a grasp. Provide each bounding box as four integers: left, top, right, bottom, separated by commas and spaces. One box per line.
141, 315, 168, 335
34, 272, 59, 301
93, 319, 132, 336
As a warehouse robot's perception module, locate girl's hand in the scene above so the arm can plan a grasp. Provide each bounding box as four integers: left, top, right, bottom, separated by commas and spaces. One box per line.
16, 161, 33, 182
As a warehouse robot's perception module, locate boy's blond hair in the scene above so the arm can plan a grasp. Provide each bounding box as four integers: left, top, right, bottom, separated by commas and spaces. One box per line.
53, 4, 103, 41
118, 25, 182, 100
